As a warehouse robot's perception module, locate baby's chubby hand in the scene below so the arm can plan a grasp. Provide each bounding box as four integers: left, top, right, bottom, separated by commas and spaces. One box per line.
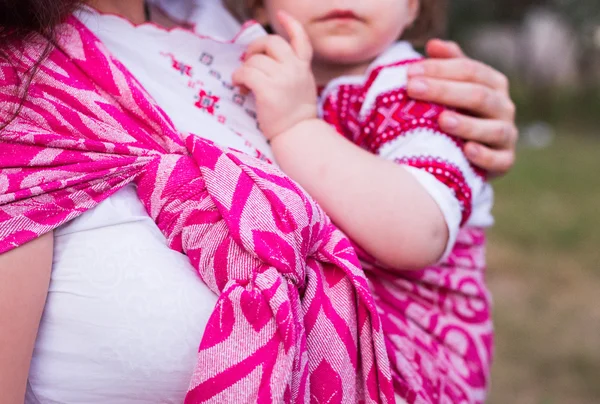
232, 11, 318, 141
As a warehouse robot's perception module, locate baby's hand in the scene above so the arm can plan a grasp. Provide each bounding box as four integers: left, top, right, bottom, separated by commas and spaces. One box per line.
232, 11, 317, 141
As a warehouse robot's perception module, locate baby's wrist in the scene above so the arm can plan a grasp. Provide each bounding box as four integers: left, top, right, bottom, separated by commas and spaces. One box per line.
266, 104, 318, 141
270, 118, 323, 148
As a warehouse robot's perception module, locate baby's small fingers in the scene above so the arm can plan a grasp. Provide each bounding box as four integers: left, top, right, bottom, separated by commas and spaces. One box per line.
244, 54, 280, 75
232, 66, 268, 93
246, 35, 295, 63
277, 11, 313, 62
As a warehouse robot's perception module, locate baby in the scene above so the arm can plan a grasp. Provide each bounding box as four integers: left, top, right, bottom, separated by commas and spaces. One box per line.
230, 0, 493, 268
229, 0, 494, 402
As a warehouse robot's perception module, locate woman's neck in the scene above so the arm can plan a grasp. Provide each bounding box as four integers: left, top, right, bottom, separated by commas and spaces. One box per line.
87, 0, 147, 25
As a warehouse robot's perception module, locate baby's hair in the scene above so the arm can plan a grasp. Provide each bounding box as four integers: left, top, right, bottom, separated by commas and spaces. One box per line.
223, 0, 449, 47
404, 0, 449, 46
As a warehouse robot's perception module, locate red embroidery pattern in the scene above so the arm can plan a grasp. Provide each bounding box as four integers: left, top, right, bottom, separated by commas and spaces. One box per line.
396, 156, 473, 226
159, 41, 266, 162
363, 59, 423, 91
321, 84, 363, 143
194, 89, 220, 115
161, 52, 193, 77
361, 88, 452, 152
321, 62, 487, 182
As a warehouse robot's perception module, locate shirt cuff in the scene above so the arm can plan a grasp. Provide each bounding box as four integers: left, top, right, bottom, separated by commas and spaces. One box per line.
403, 166, 462, 262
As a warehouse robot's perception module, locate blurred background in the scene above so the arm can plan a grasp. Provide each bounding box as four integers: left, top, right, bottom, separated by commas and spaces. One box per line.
446, 1, 600, 403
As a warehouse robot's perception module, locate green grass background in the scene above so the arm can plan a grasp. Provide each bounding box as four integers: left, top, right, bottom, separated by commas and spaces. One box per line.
487, 130, 600, 404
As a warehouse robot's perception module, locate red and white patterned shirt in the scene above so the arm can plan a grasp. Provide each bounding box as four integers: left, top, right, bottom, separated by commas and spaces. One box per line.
319, 42, 494, 258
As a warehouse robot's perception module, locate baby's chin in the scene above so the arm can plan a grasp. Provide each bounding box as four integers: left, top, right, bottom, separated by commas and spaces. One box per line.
313, 39, 379, 67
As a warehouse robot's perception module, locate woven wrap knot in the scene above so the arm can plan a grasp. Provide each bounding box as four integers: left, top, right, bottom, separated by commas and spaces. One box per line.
136, 134, 331, 292
134, 135, 367, 402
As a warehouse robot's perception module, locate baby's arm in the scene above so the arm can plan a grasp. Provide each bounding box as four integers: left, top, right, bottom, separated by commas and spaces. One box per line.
233, 13, 453, 269
271, 119, 449, 269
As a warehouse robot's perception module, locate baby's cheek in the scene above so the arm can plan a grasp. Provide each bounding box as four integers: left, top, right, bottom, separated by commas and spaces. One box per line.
372, 23, 407, 53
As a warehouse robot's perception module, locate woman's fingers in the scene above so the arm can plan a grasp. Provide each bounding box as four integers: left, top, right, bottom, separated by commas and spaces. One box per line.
416, 38, 519, 177
424, 39, 466, 59
439, 111, 518, 149
407, 78, 515, 120
277, 11, 313, 62
245, 34, 295, 63
464, 142, 516, 176
408, 58, 510, 93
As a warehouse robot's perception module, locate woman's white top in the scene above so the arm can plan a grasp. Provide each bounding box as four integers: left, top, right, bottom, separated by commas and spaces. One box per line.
27, 1, 263, 402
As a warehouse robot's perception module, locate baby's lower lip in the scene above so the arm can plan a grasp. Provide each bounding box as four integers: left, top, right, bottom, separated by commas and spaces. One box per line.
326, 16, 356, 21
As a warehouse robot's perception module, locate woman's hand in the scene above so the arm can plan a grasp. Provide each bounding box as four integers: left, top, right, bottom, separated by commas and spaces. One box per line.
406, 39, 518, 177
232, 11, 317, 141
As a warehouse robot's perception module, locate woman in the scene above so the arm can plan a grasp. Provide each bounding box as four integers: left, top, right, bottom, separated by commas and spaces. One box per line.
0, 0, 517, 403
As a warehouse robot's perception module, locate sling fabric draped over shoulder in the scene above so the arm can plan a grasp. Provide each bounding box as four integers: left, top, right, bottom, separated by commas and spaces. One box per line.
0, 18, 395, 403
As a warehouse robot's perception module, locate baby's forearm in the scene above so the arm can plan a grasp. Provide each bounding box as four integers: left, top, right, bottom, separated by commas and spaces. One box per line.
270, 119, 448, 270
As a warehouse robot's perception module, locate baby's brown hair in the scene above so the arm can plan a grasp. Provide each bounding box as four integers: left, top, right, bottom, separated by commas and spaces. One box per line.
223, 0, 449, 47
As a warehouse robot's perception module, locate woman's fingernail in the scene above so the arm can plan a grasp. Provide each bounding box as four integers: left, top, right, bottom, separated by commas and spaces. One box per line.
467, 144, 480, 158
408, 65, 425, 76
442, 114, 459, 129
408, 79, 428, 95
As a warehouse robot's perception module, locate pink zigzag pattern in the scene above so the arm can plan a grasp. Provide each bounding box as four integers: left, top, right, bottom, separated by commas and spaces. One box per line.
0, 18, 395, 404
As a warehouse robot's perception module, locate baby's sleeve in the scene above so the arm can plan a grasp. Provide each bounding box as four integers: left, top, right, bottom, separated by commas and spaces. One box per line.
357, 64, 486, 259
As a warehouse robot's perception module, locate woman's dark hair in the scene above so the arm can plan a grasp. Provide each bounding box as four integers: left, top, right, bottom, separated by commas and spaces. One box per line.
0, 0, 81, 48
0, 0, 81, 128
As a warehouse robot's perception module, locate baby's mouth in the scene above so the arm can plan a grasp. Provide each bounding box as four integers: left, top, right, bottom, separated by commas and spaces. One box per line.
316, 9, 363, 23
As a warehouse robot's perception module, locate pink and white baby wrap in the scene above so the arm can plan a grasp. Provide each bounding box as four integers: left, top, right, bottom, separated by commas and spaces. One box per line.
0, 17, 492, 404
